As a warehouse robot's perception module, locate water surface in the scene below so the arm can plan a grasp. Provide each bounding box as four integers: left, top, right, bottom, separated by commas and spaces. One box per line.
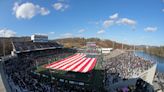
134, 51, 164, 73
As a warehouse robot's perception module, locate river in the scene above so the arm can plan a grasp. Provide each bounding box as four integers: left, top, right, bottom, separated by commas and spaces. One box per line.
134, 51, 164, 73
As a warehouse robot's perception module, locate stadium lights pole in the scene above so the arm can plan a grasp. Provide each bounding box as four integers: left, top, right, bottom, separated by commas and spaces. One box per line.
112, 41, 115, 49
160, 45, 162, 57
36, 60, 38, 69
3, 28, 6, 57
71, 36, 73, 54
133, 45, 135, 54
101, 33, 106, 88
48, 60, 53, 83
122, 42, 124, 50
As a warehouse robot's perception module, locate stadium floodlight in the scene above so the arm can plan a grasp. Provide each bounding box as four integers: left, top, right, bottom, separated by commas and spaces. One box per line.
48, 60, 53, 82
3, 28, 6, 57
0, 28, 6, 63
112, 41, 115, 49
36, 60, 38, 69
122, 43, 124, 50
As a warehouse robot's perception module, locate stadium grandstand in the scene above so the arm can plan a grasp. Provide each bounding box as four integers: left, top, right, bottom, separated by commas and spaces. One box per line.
11, 35, 63, 55
12, 41, 62, 53
2, 35, 105, 92
0, 35, 157, 92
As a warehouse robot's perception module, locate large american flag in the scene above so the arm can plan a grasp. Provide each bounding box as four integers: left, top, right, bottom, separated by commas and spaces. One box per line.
45, 53, 97, 73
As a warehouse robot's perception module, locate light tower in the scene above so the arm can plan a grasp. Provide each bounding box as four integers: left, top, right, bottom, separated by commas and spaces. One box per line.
3, 28, 6, 57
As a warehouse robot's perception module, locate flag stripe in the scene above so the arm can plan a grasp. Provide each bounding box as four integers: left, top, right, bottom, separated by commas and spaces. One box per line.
46, 53, 79, 68
51, 54, 82, 69
51, 54, 85, 69
57, 56, 84, 70
65, 58, 87, 71
87, 58, 97, 72
82, 58, 96, 73
73, 58, 91, 72
47, 53, 81, 68
45, 53, 97, 73
78, 58, 92, 72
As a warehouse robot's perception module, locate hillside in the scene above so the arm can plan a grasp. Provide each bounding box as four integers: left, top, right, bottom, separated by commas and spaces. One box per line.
0, 37, 134, 57
55, 37, 132, 49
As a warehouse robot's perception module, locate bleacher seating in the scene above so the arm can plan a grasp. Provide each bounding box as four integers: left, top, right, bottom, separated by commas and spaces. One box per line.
12, 41, 62, 53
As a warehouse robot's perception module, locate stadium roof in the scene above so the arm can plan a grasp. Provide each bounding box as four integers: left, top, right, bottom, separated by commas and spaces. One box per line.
45, 53, 97, 73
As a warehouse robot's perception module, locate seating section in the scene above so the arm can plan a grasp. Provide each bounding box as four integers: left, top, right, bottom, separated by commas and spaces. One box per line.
13, 41, 62, 52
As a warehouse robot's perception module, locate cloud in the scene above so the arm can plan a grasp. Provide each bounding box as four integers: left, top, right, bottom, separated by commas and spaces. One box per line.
144, 27, 157, 32
162, 9, 164, 12
103, 20, 114, 28
78, 29, 85, 33
109, 13, 118, 20
102, 13, 118, 28
162, 0, 164, 3
116, 18, 136, 26
34, 33, 48, 36
102, 13, 136, 29
40, 7, 50, 15
0, 29, 16, 37
62, 33, 73, 38
97, 29, 105, 34
34, 32, 55, 36
13, 2, 50, 19
88, 21, 100, 25
49, 32, 55, 34
53, 2, 69, 11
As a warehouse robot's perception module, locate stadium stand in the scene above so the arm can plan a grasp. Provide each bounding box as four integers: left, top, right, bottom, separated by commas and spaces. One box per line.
102, 51, 155, 91
1, 39, 156, 92
12, 41, 63, 53
4, 48, 83, 92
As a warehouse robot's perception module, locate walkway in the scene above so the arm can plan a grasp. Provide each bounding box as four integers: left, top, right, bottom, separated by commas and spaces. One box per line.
0, 61, 11, 92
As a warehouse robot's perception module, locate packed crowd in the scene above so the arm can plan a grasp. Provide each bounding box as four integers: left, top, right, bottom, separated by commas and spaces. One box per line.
3, 48, 96, 92
155, 72, 164, 80
5, 57, 59, 92
102, 52, 155, 85
154, 72, 164, 91
115, 78, 151, 92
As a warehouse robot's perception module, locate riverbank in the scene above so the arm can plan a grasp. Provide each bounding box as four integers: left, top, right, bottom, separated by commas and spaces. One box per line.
144, 46, 164, 58
135, 51, 164, 73
145, 51, 164, 58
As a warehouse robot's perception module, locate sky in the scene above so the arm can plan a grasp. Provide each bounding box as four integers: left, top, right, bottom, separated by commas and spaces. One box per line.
0, 0, 164, 46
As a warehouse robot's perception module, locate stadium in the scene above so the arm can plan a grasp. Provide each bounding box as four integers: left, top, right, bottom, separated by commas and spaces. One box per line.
1, 35, 157, 92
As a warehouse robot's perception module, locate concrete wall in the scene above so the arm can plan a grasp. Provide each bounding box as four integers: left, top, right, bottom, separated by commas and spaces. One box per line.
138, 64, 157, 85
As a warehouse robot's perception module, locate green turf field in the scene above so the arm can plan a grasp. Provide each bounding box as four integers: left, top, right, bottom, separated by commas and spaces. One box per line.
33, 55, 105, 91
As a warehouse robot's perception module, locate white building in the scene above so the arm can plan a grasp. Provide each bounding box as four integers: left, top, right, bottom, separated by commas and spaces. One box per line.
98, 48, 113, 54
31, 35, 48, 42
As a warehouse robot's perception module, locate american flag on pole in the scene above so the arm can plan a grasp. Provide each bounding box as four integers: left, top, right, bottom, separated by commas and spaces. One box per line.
45, 53, 97, 73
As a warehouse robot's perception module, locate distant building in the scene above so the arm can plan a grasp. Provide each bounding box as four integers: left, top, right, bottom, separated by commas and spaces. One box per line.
85, 42, 98, 55
86, 42, 96, 47
31, 35, 48, 42
98, 48, 113, 54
